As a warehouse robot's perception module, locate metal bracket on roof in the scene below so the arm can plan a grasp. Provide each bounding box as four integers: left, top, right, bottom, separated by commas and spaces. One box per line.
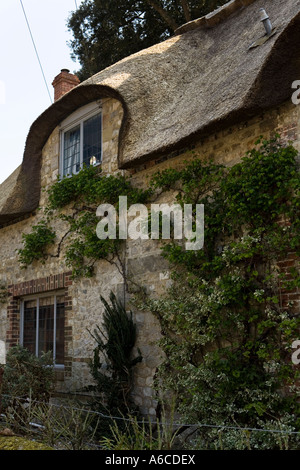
248, 27, 277, 50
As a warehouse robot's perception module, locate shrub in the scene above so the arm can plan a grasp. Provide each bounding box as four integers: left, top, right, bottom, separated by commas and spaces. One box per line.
0, 346, 55, 433
86, 292, 142, 437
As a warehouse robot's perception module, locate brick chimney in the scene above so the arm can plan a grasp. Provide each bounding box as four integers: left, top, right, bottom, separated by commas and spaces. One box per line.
52, 69, 80, 102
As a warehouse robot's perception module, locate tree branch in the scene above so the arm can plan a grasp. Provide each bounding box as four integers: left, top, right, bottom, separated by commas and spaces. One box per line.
50, 230, 72, 259
180, 0, 191, 22
144, 0, 179, 31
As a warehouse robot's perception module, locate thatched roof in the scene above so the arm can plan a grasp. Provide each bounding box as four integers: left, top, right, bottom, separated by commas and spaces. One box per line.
1, 0, 300, 226
0, 166, 21, 221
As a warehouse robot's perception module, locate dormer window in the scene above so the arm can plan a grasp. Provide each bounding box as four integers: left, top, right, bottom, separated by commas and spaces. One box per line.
60, 101, 102, 177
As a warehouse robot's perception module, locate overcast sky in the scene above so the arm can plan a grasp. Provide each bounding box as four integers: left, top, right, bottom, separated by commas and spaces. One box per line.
0, 0, 84, 184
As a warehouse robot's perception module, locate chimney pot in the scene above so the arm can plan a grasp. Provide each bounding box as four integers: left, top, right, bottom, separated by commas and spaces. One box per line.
52, 69, 80, 102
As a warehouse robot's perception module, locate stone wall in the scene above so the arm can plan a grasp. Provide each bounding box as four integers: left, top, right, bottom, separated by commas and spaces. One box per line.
0, 96, 299, 416
0, 97, 125, 394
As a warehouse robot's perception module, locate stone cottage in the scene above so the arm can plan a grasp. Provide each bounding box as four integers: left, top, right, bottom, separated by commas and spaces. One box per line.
0, 0, 300, 416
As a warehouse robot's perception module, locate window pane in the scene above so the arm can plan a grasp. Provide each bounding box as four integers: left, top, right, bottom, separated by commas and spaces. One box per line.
83, 113, 102, 167
38, 296, 54, 358
63, 126, 80, 175
23, 300, 37, 355
56, 295, 65, 365
22, 295, 65, 365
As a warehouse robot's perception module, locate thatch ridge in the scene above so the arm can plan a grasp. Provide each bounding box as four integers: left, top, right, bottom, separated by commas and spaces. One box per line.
174, 0, 257, 35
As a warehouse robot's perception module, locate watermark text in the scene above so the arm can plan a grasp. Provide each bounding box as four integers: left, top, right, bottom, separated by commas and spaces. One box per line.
96, 196, 204, 250
291, 80, 300, 105
292, 340, 300, 365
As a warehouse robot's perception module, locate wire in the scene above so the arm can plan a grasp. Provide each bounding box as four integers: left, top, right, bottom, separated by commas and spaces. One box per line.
19, 0, 53, 104
2, 394, 300, 436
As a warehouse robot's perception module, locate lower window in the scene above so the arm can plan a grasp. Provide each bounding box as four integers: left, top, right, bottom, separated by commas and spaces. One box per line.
20, 293, 65, 366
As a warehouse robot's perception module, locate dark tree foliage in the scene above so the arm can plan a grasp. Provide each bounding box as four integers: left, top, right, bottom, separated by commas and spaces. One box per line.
68, 0, 228, 80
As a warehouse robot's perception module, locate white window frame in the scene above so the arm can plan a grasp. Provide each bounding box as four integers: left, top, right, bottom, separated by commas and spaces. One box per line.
59, 100, 103, 177
20, 291, 65, 369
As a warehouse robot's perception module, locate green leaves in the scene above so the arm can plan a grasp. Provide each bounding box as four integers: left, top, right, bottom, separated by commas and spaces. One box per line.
19, 166, 150, 278
46, 165, 102, 210
18, 220, 56, 267
222, 136, 299, 227
144, 137, 300, 448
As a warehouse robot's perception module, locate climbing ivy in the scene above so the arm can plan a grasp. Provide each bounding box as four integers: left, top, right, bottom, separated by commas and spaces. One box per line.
18, 221, 56, 267
18, 165, 151, 278
142, 136, 300, 449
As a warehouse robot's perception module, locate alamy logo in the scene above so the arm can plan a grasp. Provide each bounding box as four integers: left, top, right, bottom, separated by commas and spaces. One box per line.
292, 340, 300, 365
0, 340, 6, 365
291, 80, 300, 105
96, 196, 204, 250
